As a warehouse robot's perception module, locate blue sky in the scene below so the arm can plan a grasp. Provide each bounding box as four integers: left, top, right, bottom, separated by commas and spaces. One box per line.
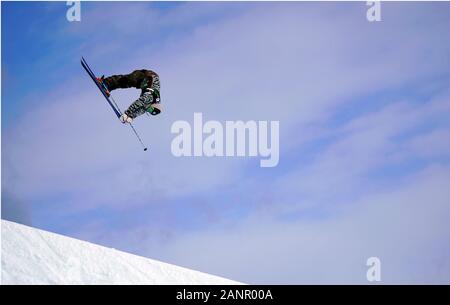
2, 1, 450, 284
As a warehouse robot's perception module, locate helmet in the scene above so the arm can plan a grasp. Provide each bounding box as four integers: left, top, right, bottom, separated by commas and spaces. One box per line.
147, 103, 162, 116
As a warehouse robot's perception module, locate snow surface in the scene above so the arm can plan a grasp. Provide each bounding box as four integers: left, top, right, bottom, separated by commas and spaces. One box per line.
1, 220, 242, 285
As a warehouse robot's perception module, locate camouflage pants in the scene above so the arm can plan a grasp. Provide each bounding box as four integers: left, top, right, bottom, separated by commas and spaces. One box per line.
104, 70, 156, 91
104, 70, 160, 119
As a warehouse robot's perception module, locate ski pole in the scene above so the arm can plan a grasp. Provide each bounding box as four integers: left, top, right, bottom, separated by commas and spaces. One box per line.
128, 123, 148, 151
110, 95, 148, 151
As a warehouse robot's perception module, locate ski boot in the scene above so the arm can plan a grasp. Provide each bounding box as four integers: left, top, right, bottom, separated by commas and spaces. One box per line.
96, 75, 111, 97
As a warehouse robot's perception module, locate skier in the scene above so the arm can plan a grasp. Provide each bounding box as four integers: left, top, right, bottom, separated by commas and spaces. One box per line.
97, 69, 162, 123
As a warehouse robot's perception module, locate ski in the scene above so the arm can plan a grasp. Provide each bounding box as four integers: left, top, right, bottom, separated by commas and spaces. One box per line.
81, 57, 148, 151
80, 57, 121, 118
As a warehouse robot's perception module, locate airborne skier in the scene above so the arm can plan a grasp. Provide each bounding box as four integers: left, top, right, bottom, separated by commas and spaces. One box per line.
97, 69, 162, 123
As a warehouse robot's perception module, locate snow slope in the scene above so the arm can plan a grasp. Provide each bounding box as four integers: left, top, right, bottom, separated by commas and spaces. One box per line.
1, 220, 242, 285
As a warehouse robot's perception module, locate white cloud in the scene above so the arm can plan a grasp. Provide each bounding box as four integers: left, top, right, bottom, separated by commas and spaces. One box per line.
403, 129, 450, 159
155, 165, 450, 284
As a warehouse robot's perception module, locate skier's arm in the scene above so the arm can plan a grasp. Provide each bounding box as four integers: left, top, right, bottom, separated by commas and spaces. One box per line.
124, 89, 160, 118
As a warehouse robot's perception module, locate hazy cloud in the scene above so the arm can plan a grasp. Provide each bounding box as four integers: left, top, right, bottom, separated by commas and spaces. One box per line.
2, 2, 450, 284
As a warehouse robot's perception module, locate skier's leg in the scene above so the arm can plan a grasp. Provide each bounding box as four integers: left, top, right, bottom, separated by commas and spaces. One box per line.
103, 74, 135, 91
103, 70, 147, 92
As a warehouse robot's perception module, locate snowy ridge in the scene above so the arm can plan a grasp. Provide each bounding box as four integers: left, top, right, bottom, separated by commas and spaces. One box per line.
1, 220, 242, 285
